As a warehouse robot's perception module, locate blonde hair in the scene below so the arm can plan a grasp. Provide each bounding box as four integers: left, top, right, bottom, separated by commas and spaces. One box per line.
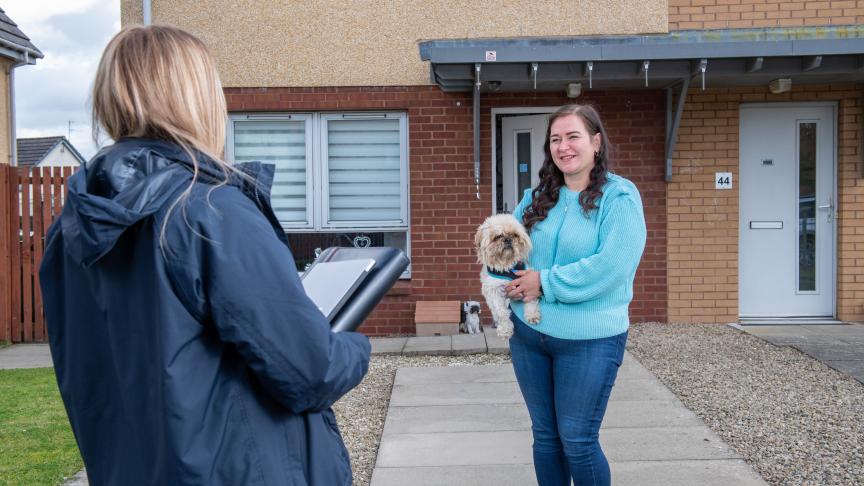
92, 25, 239, 245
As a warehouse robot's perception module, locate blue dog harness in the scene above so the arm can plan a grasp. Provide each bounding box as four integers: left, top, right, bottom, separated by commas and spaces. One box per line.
486, 261, 526, 280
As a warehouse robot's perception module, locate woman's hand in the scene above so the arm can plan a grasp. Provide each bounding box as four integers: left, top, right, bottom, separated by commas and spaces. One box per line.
505, 270, 542, 302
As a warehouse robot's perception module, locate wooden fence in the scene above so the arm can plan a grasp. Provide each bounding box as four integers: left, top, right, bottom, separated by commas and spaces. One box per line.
0, 165, 75, 343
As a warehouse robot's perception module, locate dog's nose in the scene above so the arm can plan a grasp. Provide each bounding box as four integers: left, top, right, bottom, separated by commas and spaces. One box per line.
504, 237, 512, 246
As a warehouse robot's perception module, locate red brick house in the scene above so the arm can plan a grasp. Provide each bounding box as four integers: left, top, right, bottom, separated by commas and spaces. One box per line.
121, 1, 864, 334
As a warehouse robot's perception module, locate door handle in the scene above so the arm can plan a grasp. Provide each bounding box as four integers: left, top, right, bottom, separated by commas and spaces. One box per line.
817, 197, 833, 223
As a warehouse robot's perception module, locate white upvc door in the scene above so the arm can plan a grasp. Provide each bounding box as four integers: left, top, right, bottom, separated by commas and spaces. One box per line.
739, 103, 836, 318
501, 115, 548, 213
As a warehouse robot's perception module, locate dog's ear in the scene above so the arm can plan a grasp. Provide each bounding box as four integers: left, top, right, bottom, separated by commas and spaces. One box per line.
474, 221, 487, 263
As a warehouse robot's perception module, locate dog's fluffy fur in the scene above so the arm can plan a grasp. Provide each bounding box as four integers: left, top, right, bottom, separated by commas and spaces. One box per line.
460, 301, 482, 334
474, 214, 541, 339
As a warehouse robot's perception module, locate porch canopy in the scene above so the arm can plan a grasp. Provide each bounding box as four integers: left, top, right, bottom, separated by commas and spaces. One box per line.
418, 26, 864, 182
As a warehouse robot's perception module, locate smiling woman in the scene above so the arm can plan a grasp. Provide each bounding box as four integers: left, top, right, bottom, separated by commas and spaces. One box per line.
504, 104, 647, 486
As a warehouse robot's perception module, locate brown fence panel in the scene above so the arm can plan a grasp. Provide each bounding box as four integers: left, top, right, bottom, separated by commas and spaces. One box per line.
1, 165, 76, 343
20, 169, 32, 342
33, 169, 45, 341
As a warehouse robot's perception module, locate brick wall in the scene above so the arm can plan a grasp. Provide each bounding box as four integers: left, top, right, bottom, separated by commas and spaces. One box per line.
668, 84, 864, 323
225, 87, 667, 335
669, 0, 864, 30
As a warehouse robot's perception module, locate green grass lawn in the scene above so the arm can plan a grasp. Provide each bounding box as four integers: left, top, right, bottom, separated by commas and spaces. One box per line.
0, 368, 83, 486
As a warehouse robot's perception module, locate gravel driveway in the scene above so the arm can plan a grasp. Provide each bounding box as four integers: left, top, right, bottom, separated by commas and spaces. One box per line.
627, 322, 864, 486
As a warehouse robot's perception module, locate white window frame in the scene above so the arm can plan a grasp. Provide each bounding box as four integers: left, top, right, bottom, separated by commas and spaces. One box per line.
227, 112, 411, 278
319, 112, 409, 229
227, 113, 315, 229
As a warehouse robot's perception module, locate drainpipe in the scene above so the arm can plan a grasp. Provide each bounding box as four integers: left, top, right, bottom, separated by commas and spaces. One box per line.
143, 0, 152, 25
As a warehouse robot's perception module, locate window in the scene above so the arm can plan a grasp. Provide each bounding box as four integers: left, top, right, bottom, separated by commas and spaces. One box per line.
227, 112, 410, 274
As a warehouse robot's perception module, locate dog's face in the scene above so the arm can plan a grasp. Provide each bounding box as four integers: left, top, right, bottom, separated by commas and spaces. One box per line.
463, 301, 481, 315
474, 214, 532, 271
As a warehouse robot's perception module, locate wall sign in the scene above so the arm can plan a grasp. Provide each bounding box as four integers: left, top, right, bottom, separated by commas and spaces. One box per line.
715, 172, 733, 189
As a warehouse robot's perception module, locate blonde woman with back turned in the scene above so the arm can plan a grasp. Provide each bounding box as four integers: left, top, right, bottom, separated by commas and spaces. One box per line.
39, 25, 370, 485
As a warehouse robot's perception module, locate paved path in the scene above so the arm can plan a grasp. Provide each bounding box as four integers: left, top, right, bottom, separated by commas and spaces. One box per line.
732, 323, 864, 383
370, 353, 768, 486
0, 343, 51, 369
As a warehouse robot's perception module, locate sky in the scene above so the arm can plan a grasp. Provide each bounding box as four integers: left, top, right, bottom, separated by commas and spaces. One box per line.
4, 0, 120, 159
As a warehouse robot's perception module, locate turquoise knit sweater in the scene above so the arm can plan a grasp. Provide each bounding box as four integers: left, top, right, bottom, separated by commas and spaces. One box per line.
510, 173, 647, 340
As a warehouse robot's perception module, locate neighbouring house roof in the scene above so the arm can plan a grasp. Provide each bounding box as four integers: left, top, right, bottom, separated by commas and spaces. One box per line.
0, 8, 42, 62
16, 136, 86, 167
419, 25, 864, 92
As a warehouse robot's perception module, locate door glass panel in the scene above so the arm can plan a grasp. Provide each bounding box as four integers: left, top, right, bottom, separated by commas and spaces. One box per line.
516, 132, 532, 199
798, 122, 816, 292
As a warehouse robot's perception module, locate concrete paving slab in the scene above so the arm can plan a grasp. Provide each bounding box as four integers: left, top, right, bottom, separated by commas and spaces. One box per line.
0, 344, 52, 369
382, 399, 704, 435
755, 334, 844, 346
394, 364, 514, 385
403, 336, 451, 356
383, 404, 528, 435
602, 426, 741, 462
375, 430, 533, 467
370, 337, 407, 355
618, 354, 657, 381
610, 459, 767, 486
482, 326, 510, 354
822, 360, 864, 383
389, 381, 523, 407
792, 343, 864, 361
451, 332, 487, 355
800, 324, 864, 336
736, 325, 818, 337
609, 378, 680, 402
61, 469, 88, 486
371, 464, 536, 486
603, 400, 704, 429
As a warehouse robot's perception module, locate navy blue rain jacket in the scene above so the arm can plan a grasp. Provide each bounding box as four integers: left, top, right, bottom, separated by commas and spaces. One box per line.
39, 138, 371, 485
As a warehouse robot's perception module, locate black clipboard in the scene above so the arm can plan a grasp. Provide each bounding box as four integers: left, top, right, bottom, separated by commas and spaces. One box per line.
301, 258, 375, 321
302, 247, 410, 332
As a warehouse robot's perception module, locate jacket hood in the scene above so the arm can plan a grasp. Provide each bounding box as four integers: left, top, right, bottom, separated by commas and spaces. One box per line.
61, 138, 274, 268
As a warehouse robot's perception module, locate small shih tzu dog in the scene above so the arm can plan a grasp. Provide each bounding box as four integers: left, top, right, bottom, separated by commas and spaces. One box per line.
460, 300, 482, 334
474, 214, 541, 339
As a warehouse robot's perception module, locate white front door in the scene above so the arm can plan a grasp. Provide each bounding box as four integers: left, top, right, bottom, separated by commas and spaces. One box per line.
739, 104, 836, 318
501, 114, 548, 212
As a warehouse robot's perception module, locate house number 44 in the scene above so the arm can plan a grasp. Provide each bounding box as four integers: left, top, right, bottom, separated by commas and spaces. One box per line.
715, 172, 733, 190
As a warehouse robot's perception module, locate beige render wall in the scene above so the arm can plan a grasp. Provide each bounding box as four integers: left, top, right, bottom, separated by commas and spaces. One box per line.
121, 0, 668, 88
667, 84, 864, 324
0, 58, 12, 165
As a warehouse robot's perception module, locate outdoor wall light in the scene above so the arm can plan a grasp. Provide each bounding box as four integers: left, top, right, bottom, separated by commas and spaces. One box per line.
769, 78, 792, 94
567, 82, 582, 98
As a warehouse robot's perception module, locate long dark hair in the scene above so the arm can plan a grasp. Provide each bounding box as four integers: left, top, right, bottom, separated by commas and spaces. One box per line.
522, 104, 611, 233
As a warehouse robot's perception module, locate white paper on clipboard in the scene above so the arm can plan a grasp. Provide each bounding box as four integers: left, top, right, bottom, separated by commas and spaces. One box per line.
301, 258, 375, 320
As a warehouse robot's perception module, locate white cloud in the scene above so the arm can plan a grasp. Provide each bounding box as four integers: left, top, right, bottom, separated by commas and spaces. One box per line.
4, 1, 120, 159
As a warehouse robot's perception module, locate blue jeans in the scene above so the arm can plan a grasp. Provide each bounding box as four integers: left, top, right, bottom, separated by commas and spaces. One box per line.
509, 313, 627, 486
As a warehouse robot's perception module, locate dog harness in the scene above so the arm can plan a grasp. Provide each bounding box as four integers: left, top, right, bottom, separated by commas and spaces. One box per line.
486, 261, 526, 280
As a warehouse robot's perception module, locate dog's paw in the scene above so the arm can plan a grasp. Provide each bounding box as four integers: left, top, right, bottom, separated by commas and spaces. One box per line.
524, 302, 541, 325
496, 322, 514, 339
